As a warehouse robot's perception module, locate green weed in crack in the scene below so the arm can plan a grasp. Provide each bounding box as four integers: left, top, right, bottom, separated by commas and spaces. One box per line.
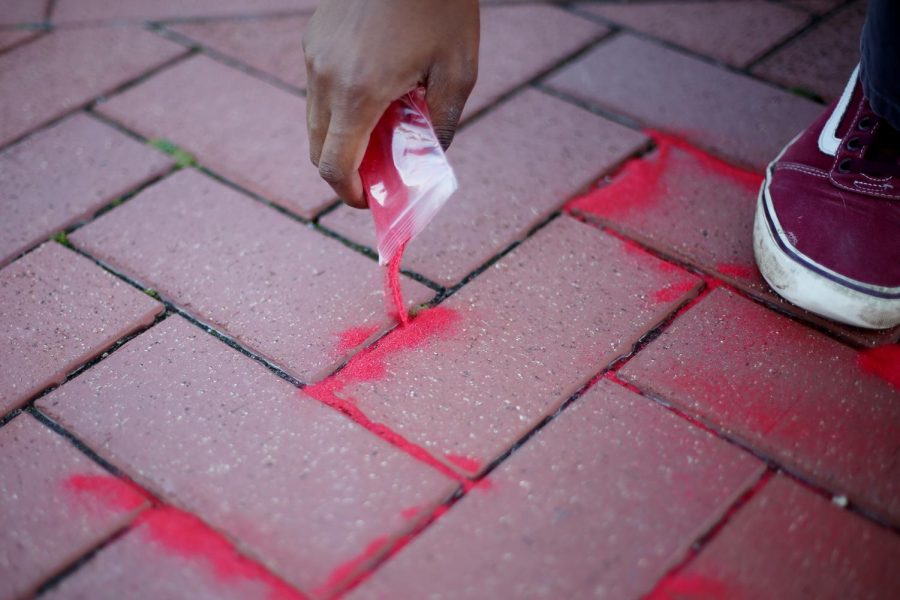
148, 138, 197, 169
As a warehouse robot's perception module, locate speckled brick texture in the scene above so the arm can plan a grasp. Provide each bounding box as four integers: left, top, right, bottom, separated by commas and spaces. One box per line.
464, 4, 605, 118
320, 89, 647, 286
580, 1, 808, 68
620, 288, 900, 525
657, 475, 900, 599
0, 0, 46, 25
70, 169, 433, 384
42, 509, 301, 600
753, 1, 866, 101
167, 15, 310, 91
346, 379, 764, 600
0, 415, 149, 600
51, 0, 319, 23
306, 217, 702, 477
0, 113, 172, 267
0, 26, 185, 146
97, 54, 334, 218
37, 316, 457, 596
545, 34, 822, 170
0, 243, 162, 414
568, 133, 899, 347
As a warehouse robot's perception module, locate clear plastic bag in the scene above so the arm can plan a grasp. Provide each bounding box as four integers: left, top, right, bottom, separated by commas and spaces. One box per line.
360, 89, 458, 266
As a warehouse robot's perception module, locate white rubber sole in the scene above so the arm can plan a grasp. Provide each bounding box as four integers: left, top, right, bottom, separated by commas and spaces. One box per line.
753, 182, 900, 330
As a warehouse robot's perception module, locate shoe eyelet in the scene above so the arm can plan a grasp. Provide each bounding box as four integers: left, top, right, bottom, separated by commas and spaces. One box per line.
846, 137, 862, 151
838, 158, 852, 173
857, 116, 875, 130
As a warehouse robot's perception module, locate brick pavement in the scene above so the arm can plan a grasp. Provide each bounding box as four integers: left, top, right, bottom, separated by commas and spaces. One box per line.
1, 1, 897, 599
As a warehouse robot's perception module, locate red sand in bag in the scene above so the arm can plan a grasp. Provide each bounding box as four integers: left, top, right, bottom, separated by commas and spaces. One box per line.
360, 90, 457, 324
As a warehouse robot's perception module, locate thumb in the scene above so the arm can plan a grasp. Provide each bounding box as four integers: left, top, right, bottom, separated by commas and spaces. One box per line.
425, 63, 477, 151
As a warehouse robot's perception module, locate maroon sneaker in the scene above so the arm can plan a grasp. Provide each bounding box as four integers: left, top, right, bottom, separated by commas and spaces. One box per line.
754, 66, 900, 329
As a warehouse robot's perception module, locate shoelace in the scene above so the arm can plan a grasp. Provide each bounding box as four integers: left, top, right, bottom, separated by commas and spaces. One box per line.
838, 115, 900, 178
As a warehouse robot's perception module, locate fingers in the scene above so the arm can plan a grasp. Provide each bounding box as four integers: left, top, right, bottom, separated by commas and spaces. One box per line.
425, 58, 478, 151
315, 93, 387, 209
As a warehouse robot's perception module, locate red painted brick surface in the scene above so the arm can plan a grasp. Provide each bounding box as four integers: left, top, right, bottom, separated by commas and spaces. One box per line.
784, 0, 844, 13
320, 89, 647, 286
168, 15, 310, 91
659, 475, 900, 599
98, 54, 333, 218
37, 316, 457, 596
0, 415, 149, 600
568, 133, 899, 347
0, 243, 162, 414
465, 4, 605, 118
581, 0, 808, 67
620, 288, 900, 525
753, 1, 866, 101
42, 512, 301, 600
545, 34, 822, 170
0, 0, 46, 24
0, 27, 185, 146
0, 113, 172, 267
307, 217, 702, 477
70, 169, 433, 384
52, 0, 318, 23
347, 379, 763, 600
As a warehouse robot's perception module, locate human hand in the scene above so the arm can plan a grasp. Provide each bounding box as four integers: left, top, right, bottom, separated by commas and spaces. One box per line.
303, 0, 479, 208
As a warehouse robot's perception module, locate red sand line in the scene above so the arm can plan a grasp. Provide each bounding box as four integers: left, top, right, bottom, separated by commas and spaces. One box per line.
385, 240, 409, 325
716, 262, 757, 280
642, 470, 773, 600
137, 506, 307, 600
311, 536, 390, 598
859, 345, 900, 389
443, 453, 481, 475
644, 574, 729, 600
304, 306, 472, 485
654, 279, 699, 303
335, 501, 455, 598
63, 473, 150, 512
567, 128, 761, 223
335, 324, 381, 355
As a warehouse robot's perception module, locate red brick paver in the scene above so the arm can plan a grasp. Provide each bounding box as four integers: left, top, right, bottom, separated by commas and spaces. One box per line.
0, 26, 185, 147
545, 34, 822, 170
347, 379, 764, 600
753, 0, 866, 102
784, 0, 844, 14
0, 113, 172, 267
71, 169, 433, 384
0, 243, 162, 414
0, 415, 149, 600
306, 217, 702, 477
620, 288, 900, 526
42, 507, 303, 600
656, 474, 900, 599
0, 0, 46, 25
168, 15, 310, 91
580, 0, 808, 68
37, 316, 458, 597
51, 0, 318, 24
0, 29, 39, 52
465, 4, 605, 118
568, 132, 899, 347
98, 54, 333, 218
321, 89, 647, 286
